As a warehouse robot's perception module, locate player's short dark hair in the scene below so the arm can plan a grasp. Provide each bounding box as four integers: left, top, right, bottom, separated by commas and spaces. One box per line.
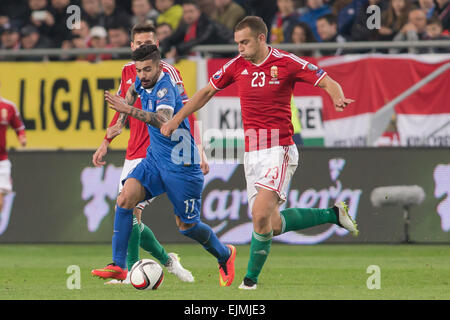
234, 16, 268, 39
317, 14, 338, 26
131, 44, 161, 63
131, 21, 156, 40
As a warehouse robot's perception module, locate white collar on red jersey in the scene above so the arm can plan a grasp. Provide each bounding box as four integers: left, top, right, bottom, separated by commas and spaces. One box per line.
251, 46, 273, 67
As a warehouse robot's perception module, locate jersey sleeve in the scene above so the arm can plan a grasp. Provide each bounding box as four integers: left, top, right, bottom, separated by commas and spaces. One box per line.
177, 82, 189, 104
9, 105, 26, 137
104, 67, 129, 143
166, 65, 189, 103
289, 54, 327, 86
117, 68, 127, 98
209, 59, 238, 90
155, 83, 176, 111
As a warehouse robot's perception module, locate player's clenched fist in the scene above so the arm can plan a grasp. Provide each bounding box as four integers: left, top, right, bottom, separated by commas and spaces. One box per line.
160, 118, 179, 137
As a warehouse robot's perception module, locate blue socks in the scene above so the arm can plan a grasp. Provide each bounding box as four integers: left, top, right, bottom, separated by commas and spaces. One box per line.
112, 206, 134, 269
180, 221, 230, 263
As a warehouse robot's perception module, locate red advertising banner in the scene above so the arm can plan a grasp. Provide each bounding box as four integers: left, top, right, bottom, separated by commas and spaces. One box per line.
202, 54, 450, 147
319, 55, 450, 147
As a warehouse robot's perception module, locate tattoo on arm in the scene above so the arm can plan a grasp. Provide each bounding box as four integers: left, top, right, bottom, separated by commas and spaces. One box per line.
117, 112, 128, 126
125, 85, 138, 105
128, 107, 174, 129
116, 85, 138, 126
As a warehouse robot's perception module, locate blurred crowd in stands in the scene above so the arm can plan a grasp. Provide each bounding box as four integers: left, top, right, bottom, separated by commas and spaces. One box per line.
0, 0, 449, 61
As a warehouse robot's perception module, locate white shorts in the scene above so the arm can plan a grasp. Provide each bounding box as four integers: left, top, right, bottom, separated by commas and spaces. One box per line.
119, 158, 153, 209
244, 145, 299, 211
0, 159, 12, 194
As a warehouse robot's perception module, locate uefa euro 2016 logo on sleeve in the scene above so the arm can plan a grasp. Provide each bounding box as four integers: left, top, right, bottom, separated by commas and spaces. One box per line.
213, 69, 223, 80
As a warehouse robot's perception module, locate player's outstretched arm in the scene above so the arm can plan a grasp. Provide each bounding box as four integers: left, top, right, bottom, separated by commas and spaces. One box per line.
161, 83, 218, 137
18, 133, 26, 147
317, 75, 355, 111
105, 86, 139, 139
105, 90, 173, 129
92, 139, 109, 167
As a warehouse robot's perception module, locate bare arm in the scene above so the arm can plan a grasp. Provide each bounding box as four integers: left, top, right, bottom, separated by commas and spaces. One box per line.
117, 85, 139, 126
128, 106, 174, 129
105, 90, 174, 129
161, 83, 218, 137
317, 75, 354, 111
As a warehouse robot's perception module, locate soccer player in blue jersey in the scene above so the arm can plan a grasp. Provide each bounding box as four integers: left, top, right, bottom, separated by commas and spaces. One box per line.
91, 44, 236, 287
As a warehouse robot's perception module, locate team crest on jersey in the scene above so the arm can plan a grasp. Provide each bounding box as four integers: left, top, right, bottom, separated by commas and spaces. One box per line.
270, 66, 278, 78
157, 88, 168, 98
269, 65, 280, 85
213, 69, 223, 79
307, 63, 318, 71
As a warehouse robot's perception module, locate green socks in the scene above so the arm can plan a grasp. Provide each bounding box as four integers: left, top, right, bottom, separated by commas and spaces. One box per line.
126, 215, 170, 270
244, 207, 339, 284
126, 217, 141, 270
245, 231, 273, 283
279, 207, 338, 234
139, 223, 169, 266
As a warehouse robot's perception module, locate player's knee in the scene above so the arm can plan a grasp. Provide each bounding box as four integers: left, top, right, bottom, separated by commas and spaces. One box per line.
116, 193, 134, 209
252, 206, 270, 222
271, 215, 283, 235
253, 215, 270, 230
178, 221, 196, 231
174, 215, 194, 231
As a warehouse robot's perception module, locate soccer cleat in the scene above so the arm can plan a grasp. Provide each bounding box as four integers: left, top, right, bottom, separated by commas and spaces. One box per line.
218, 244, 236, 287
91, 263, 127, 280
104, 271, 131, 285
165, 252, 194, 283
335, 201, 359, 236
238, 277, 257, 290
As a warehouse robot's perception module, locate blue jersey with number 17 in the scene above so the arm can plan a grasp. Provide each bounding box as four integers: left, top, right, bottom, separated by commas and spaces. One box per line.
134, 72, 200, 171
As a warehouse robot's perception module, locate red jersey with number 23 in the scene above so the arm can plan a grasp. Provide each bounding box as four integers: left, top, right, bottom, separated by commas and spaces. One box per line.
209, 47, 327, 152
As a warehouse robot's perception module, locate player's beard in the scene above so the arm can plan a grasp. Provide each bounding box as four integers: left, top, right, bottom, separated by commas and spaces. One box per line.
141, 70, 161, 89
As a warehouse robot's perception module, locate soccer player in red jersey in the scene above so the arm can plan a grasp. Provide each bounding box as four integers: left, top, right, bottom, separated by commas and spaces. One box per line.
161, 16, 359, 289
0, 84, 26, 212
92, 22, 207, 283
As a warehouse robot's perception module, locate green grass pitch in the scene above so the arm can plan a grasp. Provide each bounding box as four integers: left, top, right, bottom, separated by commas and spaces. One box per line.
1, 244, 449, 300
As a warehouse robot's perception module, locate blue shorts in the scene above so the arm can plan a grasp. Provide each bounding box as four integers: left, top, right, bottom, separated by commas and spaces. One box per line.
123, 156, 204, 224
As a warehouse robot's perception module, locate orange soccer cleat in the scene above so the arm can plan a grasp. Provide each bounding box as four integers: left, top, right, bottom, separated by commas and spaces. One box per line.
91, 263, 127, 281
218, 245, 236, 287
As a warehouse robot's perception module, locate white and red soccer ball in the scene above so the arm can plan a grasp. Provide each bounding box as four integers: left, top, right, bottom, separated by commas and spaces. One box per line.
130, 259, 164, 290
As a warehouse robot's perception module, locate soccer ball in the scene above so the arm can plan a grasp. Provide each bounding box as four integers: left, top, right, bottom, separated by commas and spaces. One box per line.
130, 259, 164, 290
